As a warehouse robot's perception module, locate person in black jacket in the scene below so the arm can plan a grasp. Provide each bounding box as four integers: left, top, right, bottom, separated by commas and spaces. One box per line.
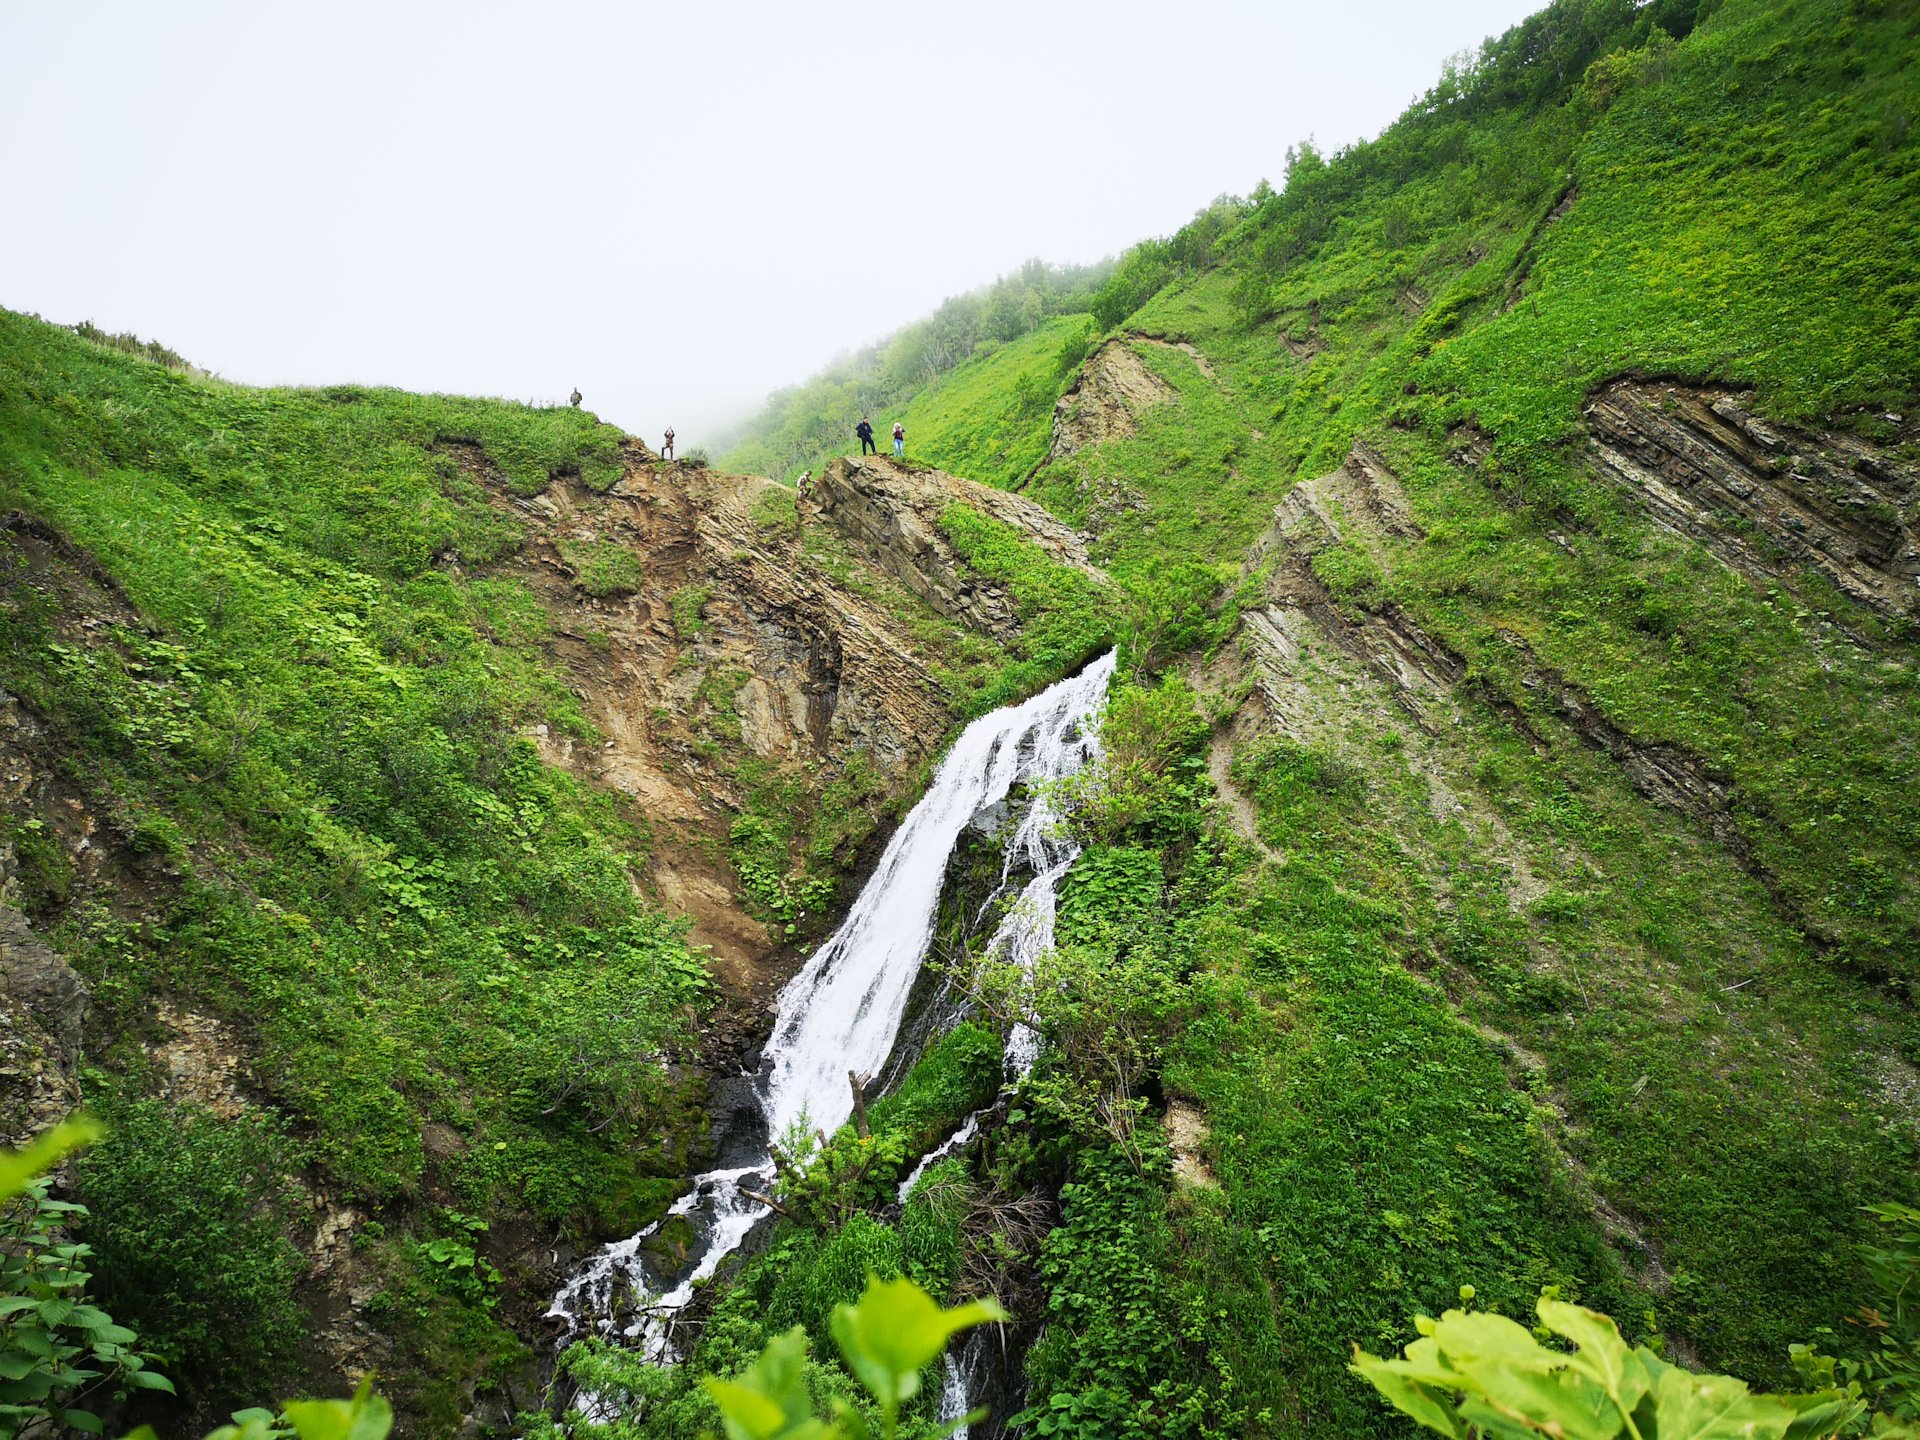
856, 417, 877, 455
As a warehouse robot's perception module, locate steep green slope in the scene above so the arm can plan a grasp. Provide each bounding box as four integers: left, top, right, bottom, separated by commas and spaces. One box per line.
698, 0, 1920, 1433
717, 261, 1112, 484
0, 315, 716, 1424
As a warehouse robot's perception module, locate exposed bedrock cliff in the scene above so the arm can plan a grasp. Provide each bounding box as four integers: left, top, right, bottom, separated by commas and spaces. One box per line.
811, 455, 1104, 638
1233, 444, 1745, 876
1048, 338, 1177, 462
1223, 430, 1920, 973
1586, 379, 1920, 619
448, 445, 1100, 1021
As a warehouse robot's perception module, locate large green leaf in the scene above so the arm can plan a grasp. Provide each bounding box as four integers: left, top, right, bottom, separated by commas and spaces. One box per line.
829, 1276, 1008, 1413
281, 1378, 393, 1440
1540, 1299, 1653, 1417
1426, 1311, 1620, 1440
0, 1117, 102, 1201
12, 1328, 53, 1361
1777, 1391, 1864, 1440
702, 1327, 834, 1440
1350, 1350, 1471, 1437
704, 1381, 795, 1440
1646, 1367, 1800, 1440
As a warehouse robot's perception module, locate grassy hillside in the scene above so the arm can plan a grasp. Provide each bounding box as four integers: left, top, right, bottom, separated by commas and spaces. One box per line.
0, 314, 719, 1425
6, 0, 1918, 1430
686, 0, 1920, 1433
717, 260, 1113, 484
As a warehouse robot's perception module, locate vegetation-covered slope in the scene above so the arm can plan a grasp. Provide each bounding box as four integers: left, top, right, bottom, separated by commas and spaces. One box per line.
0, 312, 1111, 1433
4, 0, 1918, 1431
0, 317, 727, 1421
696, 0, 1920, 1433
716, 261, 1115, 487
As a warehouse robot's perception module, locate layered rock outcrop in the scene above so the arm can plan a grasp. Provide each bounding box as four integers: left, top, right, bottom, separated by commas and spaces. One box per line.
1231, 444, 1739, 863
1586, 380, 1920, 617
812, 457, 1103, 640
1048, 340, 1176, 461
456, 445, 1100, 1011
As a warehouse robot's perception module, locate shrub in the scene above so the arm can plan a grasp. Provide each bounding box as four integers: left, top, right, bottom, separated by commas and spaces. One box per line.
559, 538, 642, 598
77, 1101, 307, 1407
750, 485, 798, 535
0, 1126, 174, 1438
1059, 678, 1209, 843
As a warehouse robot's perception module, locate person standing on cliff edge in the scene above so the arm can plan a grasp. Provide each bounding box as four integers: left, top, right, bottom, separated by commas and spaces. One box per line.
892, 421, 905, 458
855, 417, 877, 455
662, 427, 675, 460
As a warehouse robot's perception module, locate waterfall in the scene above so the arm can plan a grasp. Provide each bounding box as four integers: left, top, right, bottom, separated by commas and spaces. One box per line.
905, 676, 1105, 1438
936, 1329, 994, 1440
547, 651, 1115, 1367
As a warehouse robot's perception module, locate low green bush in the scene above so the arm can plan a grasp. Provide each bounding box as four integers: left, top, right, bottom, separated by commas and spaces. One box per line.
77, 1101, 307, 1408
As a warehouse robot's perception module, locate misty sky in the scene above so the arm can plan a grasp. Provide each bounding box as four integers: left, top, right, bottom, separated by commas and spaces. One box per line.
2, 1, 1546, 446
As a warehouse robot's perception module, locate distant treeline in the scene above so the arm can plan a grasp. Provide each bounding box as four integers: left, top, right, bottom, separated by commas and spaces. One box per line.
719, 259, 1113, 479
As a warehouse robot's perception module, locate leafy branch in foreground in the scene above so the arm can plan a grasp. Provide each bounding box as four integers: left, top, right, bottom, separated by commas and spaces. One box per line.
1352, 1293, 1917, 1439
0, 1117, 174, 1440
1848, 1204, 1920, 1424
705, 1275, 1006, 1440
125, 1378, 393, 1440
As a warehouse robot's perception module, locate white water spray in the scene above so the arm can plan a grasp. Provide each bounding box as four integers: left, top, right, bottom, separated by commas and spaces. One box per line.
908, 682, 1108, 1438
548, 652, 1115, 1366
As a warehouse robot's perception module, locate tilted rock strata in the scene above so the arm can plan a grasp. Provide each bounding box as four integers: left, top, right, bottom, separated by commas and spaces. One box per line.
458, 448, 1102, 1012
812, 456, 1106, 641
1587, 380, 1920, 617
1242, 446, 1739, 848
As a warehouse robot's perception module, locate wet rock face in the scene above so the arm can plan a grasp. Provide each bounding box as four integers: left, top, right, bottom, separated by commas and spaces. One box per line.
813, 457, 1104, 641
1586, 380, 1920, 617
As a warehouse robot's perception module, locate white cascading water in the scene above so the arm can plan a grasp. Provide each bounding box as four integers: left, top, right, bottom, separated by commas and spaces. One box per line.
914, 678, 1104, 1436
547, 651, 1115, 1374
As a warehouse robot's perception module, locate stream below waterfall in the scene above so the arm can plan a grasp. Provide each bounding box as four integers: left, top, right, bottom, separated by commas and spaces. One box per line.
547, 651, 1116, 1424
